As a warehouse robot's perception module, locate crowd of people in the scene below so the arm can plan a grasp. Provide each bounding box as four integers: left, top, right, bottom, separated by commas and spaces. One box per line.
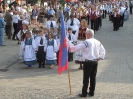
0, 0, 131, 67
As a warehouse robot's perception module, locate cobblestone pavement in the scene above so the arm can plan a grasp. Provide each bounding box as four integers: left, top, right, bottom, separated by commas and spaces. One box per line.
0, 16, 133, 99
0, 37, 19, 69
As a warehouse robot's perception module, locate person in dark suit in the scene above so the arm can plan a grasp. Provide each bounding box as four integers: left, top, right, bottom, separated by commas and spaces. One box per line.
4, 10, 12, 39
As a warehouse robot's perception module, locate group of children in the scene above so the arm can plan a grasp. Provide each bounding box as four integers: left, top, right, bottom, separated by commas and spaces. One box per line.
17, 23, 75, 69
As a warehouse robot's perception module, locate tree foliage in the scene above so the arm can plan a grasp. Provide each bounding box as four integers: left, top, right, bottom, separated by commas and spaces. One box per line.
27, 0, 38, 5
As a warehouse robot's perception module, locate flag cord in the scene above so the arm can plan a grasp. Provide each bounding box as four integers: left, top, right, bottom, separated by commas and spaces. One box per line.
68, 66, 72, 95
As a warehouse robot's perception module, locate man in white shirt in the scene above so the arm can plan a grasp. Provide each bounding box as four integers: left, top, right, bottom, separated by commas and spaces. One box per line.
70, 29, 106, 98
104, 3, 108, 18
12, 11, 20, 40
66, 15, 80, 41
46, 15, 56, 31
119, 4, 126, 27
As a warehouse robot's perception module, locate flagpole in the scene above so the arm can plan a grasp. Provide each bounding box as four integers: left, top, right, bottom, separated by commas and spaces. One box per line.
67, 66, 72, 95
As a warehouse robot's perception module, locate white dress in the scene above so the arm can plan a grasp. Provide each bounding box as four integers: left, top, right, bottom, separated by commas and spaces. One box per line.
74, 40, 84, 62
74, 27, 88, 62
23, 38, 36, 65
45, 39, 58, 65
124, 9, 129, 21
17, 30, 28, 59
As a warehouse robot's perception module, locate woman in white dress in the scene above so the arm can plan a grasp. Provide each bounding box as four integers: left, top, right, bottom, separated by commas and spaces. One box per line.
17, 22, 29, 59
23, 31, 36, 68
45, 33, 58, 69
75, 19, 89, 69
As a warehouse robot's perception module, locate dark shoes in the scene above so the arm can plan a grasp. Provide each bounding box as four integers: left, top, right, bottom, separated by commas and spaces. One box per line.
78, 66, 82, 69
38, 64, 45, 68
78, 64, 83, 70
38, 66, 45, 68
38, 66, 41, 68
78, 92, 94, 98
79, 94, 87, 98
42, 65, 45, 68
1, 44, 6, 46
87, 92, 94, 96
78, 66, 84, 70
42, 63, 45, 68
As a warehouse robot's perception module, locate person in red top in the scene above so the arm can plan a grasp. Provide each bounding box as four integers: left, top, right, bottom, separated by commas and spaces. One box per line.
75, 19, 88, 69
113, 7, 120, 31
90, 5, 96, 32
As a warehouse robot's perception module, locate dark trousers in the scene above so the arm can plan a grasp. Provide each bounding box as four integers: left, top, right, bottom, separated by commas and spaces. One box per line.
130, 6, 132, 14
98, 17, 102, 27
104, 10, 107, 18
37, 46, 46, 67
109, 13, 112, 21
82, 61, 98, 95
95, 18, 99, 31
5, 25, 11, 39
111, 15, 114, 22
65, 12, 69, 21
120, 15, 124, 27
91, 19, 96, 32
87, 15, 90, 25
57, 17, 61, 23
102, 10, 105, 18
113, 17, 119, 31
12, 23, 18, 39
56, 51, 59, 65
117, 17, 120, 30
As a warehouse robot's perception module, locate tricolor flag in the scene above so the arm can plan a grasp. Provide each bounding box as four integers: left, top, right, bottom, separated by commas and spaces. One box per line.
58, 12, 68, 75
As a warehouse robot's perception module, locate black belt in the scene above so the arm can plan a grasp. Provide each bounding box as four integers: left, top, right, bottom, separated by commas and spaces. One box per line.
0, 27, 4, 28
84, 59, 98, 62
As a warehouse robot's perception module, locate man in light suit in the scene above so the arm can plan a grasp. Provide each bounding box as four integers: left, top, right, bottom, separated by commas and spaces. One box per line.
45, 15, 57, 31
